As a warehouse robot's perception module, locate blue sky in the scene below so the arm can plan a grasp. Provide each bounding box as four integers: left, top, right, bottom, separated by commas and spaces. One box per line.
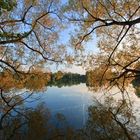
56, 0, 99, 74
16, 0, 98, 74
50, 24, 98, 74
54, 7, 98, 74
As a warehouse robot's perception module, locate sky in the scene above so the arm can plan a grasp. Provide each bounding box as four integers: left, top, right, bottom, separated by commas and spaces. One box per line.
56, 23, 98, 75
53, 0, 98, 74
50, 32, 98, 75
11, 0, 98, 75
64, 65, 86, 75
47, 24, 98, 75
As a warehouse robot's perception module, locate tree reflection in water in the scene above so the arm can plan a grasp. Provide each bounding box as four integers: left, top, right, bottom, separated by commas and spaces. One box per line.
0, 88, 78, 140
0, 87, 140, 140
84, 97, 140, 140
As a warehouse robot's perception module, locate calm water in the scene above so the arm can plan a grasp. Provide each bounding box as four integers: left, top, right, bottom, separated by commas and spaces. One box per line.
1, 83, 140, 139
19, 83, 140, 129
23, 84, 94, 129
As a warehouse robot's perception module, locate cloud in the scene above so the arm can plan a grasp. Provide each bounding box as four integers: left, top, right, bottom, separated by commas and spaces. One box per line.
64, 65, 85, 74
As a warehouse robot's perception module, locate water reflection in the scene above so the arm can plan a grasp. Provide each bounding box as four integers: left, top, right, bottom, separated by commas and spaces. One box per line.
85, 98, 139, 140
24, 84, 93, 129
0, 83, 140, 139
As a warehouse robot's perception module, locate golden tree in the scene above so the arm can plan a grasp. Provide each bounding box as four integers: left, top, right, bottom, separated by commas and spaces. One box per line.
64, 0, 140, 89
0, 0, 65, 75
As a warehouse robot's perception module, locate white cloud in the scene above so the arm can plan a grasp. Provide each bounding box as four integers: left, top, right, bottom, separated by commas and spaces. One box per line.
64, 65, 85, 75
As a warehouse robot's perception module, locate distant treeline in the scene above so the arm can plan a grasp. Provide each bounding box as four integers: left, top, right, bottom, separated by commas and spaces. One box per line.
0, 70, 87, 90
1, 69, 112, 90
49, 72, 86, 87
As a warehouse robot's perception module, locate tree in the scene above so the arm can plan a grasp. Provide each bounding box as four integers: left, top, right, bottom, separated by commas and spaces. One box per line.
86, 64, 113, 91
0, 0, 65, 75
64, 0, 140, 90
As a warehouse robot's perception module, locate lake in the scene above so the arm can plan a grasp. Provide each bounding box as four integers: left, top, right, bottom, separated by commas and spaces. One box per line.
1, 83, 140, 139
22, 84, 94, 129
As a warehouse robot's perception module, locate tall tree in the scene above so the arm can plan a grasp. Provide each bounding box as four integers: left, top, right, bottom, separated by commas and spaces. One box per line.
64, 0, 140, 89
0, 0, 65, 74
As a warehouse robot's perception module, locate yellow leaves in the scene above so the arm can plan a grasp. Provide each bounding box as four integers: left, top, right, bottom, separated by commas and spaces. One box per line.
0, 72, 22, 91
82, 0, 92, 8
86, 64, 113, 91
39, 14, 54, 27
25, 71, 51, 91
24, 0, 38, 6
111, 0, 117, 8
0, 71, 15, 90
95, 3, 106, 17
66, 55, 74, 64
0, 70, 51, 91
123, 1, 138, 15
55, 71, 63, 80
